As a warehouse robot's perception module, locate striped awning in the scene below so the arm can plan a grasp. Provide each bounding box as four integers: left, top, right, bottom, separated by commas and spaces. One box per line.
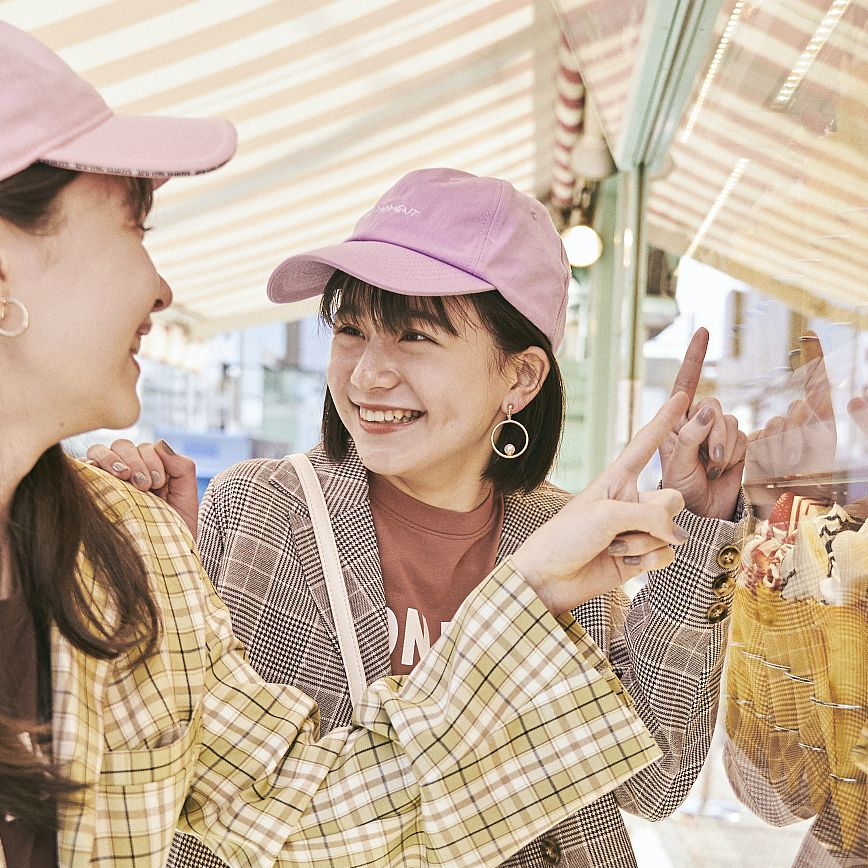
563, 0, 868, 323
648, 0, 868, 323
1, 0, 570, 338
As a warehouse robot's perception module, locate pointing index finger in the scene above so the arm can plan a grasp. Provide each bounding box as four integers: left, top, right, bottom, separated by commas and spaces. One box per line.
670, 328, 709, 405
799, 331, 834, 422
613, 392, 691, 476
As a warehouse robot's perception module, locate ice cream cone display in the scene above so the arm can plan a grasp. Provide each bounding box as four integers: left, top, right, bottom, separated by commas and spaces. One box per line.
808, 522, 868, 853
727, 493, 868, 851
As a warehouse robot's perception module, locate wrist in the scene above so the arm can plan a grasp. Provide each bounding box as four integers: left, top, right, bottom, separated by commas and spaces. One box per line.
508, 554, 559, 616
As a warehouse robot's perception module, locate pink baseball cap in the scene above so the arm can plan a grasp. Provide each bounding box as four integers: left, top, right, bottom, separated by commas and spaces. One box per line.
268, 168, 571, 350
0, 22, 237, 184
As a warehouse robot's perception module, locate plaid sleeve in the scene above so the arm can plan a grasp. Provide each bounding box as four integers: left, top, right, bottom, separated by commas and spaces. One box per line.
606, 505, 747, 821
178, 558, 661, 868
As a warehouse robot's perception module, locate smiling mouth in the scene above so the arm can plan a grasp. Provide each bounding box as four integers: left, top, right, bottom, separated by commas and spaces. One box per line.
357, 406, 423, 424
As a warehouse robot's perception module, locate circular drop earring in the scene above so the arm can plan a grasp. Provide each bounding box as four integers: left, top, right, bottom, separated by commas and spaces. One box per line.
490, 404, 529, 459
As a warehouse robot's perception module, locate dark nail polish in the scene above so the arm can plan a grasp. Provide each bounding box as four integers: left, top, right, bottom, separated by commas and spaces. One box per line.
624, 555, 642, 566
111, 462, 128, 474
708, 467, 721, 481
608, 539, 628, 554
158, 439, 176, 456
698, 406, 713, 424
133, 472, 148, 487
713, 445, 724, 462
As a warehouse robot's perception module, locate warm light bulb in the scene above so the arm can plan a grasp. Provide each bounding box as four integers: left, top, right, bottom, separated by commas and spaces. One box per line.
562, 224, 603, 267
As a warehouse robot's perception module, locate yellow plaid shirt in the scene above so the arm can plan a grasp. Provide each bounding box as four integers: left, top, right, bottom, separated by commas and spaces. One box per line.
16, 463, 661, 868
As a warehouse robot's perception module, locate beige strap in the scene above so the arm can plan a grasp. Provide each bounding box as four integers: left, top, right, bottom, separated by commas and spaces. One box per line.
287, 453, 367, 707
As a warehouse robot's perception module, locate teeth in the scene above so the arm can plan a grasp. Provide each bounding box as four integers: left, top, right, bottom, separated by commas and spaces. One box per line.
359, 407, 421, 423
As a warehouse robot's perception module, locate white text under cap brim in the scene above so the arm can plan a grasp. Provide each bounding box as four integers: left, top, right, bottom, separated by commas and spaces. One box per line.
40, 114, 237, 180
268, 240, 496, 305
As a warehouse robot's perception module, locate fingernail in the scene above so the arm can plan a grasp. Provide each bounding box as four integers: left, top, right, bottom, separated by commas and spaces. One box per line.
158, 439, 176, 456
608, 539, 628, 554
707, 467, 721, 481
698, 406, 713, 424
133, 472, 148, 487
624, 555, 642, 566
111, 462, 128, 474
713, 444, 724, 462
675, 526, 690, 542
151, 470, 163, 485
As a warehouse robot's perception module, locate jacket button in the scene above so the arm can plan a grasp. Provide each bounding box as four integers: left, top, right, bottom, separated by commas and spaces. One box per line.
716, 544, 741, 572
711, 572, 736, 596
706, 601, 729, 623
539, 837, 561, 865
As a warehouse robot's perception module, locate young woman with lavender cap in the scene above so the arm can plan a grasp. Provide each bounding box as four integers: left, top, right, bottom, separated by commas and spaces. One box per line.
95, 169, 748, 868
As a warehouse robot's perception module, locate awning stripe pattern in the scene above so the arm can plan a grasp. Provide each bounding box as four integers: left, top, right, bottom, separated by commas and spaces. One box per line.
1, 0, 566, 337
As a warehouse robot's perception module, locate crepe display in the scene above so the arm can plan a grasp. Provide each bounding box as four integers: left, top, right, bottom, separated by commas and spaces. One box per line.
727, 493, 868, 857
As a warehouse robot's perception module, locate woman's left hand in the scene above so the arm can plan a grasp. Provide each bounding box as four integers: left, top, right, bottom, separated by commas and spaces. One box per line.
86, 439, 199, 537
658, 329, 747, 520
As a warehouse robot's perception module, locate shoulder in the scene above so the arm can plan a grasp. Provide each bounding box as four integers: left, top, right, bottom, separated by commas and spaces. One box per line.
505, 480, 571, 519
208, 457, 289, 493
500, 480, 571, 546
203, 445, 368, 518
73, 459, 197, 560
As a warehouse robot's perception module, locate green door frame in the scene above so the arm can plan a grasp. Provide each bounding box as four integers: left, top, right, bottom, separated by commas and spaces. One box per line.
576, 0, 724, 478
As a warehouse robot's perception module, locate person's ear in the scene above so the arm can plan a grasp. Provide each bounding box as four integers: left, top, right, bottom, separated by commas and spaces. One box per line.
504, 346, 550, 412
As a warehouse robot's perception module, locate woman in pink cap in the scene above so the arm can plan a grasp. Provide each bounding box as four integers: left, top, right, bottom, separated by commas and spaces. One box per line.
0, 22, 726, 868
96, 168, 748, 868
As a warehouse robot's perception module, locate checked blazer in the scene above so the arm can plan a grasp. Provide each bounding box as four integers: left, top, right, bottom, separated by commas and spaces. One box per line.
14, 462, 666, 868
169, 444, 741, 868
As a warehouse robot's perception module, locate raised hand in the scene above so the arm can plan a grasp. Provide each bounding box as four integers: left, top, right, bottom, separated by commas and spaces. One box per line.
659, 328, 747, 520
848, 393, 868, 439
86, 439, 199, 536
745, 332, 836, 483
512, 393, 690, 615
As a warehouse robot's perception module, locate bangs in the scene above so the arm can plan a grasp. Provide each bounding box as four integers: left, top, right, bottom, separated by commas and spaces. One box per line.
123, 176, 154, 225
320, 271, 466, 337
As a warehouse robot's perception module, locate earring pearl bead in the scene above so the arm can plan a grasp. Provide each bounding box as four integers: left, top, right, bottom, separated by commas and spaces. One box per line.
504, 443, 516, 456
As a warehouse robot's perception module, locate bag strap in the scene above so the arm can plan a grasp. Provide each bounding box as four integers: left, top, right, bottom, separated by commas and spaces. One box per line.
286, 453, 367, 707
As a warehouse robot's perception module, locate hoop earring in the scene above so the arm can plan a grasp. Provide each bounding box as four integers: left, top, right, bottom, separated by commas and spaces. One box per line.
490, 404, 529, 459
0, 296, 29, 337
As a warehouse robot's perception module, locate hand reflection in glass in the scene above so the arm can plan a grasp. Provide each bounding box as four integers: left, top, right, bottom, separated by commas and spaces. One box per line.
745, 332, 837, 488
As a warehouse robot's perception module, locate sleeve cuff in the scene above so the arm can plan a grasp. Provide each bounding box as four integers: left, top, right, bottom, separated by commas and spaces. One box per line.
644, 508, 744, 629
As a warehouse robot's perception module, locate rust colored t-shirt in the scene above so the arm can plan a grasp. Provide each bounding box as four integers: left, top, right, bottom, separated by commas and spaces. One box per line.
368, 473, 504, 676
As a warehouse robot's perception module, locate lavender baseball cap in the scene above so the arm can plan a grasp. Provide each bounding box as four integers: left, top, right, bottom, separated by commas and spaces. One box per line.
268, 168, 571, 350
0, 22, 237, 184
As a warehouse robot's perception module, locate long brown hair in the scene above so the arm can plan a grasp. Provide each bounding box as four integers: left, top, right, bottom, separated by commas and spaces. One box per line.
0, 163, 161, 831
319, 271, 565, 495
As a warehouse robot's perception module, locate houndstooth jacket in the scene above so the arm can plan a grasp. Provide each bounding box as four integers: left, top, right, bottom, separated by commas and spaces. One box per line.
169, 444, 742, 868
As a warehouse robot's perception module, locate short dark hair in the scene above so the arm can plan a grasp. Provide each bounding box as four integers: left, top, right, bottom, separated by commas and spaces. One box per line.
319, 270, 565, 496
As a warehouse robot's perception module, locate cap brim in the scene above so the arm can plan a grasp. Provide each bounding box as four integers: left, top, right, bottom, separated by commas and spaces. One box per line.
268, 240, 495, 305
40, 114, 237, 182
